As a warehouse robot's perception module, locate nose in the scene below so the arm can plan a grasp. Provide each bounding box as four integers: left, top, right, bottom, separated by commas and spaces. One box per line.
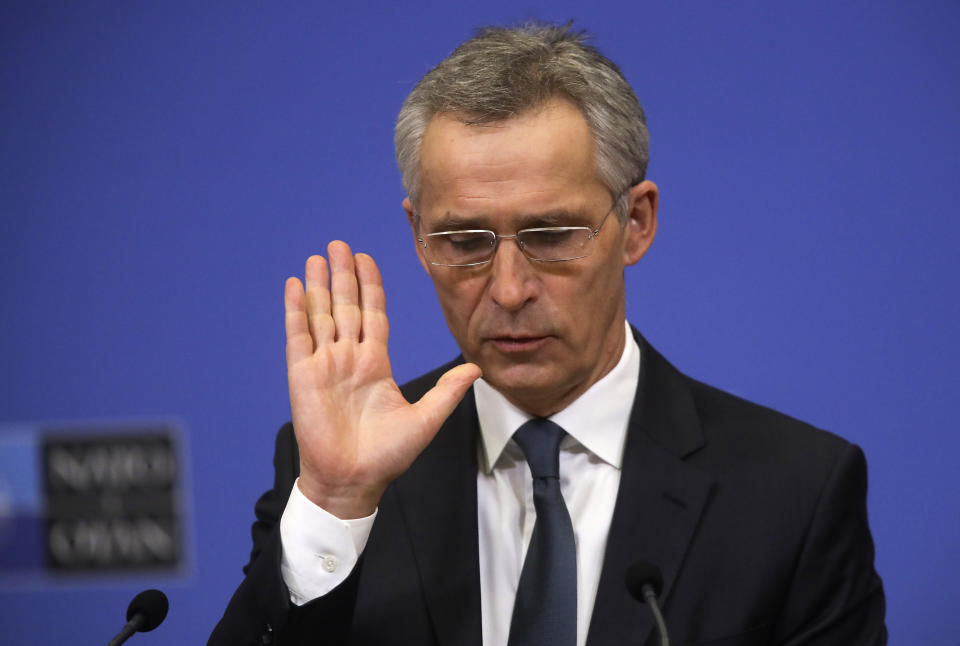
487, 236, 537, 311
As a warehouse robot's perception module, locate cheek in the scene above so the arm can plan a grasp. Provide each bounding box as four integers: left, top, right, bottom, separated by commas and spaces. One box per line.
430, 274, 487, 332
566, 264, 624, 326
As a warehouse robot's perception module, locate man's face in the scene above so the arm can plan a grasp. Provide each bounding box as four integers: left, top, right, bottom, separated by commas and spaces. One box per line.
404, 97, 657, 416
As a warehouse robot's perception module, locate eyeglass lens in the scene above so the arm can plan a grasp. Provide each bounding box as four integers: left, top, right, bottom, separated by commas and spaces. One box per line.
424, 227, 593, 265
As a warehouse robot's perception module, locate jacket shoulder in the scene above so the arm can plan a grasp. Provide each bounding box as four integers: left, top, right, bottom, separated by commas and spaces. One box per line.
683, 374, 853, 463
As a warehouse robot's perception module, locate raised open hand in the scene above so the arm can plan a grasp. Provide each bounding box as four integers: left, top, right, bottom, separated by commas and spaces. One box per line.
284, 241, 480, 519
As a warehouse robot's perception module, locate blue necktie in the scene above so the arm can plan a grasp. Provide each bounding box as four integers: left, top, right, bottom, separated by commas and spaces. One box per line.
507, 418, 577, 646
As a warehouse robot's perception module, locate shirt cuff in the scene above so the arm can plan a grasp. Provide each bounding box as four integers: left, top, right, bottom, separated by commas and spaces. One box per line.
279, 477, 377, 606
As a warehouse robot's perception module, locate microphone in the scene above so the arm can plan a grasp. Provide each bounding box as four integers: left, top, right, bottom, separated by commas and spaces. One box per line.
625, 561, 669, 646
107, 589, 169, 646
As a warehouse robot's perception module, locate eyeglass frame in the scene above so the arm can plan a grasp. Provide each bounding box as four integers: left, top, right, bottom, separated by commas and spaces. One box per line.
413, 191, 627, 267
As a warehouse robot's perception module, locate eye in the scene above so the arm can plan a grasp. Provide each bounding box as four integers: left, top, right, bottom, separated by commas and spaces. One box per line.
441, 232, 493, 252
520, 228, 578, 248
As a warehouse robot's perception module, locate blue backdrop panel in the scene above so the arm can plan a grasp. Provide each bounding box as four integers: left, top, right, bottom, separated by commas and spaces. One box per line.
1, 1, 958, 643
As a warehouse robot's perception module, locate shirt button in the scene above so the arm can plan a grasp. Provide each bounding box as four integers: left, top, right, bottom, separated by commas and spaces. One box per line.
321, 555, 339, 573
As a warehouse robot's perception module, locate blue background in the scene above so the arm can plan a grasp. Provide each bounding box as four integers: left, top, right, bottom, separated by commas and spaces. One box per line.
2, 1, 958, 643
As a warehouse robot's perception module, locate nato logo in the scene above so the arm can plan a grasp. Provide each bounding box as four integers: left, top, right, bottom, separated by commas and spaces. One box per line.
0, 421, 188, 583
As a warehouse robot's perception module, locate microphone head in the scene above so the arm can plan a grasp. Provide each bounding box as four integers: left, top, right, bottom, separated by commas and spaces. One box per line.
624, 560, 664, 603
126, 589, 169, 632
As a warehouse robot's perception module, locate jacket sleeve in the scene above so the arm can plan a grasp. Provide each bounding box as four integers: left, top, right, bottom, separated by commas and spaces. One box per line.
775, 443, 887, 645
207, 423, 362, 645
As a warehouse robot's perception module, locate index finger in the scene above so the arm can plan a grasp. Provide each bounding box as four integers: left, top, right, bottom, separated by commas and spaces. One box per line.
355, 252, 388, 344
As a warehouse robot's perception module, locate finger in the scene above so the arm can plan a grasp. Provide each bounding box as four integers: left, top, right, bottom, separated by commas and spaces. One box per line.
411, 363, 482, 437
284, 276, 314, 364
328, 240, 361, 341
304, 254, 334, 346
355, 253, 388, 344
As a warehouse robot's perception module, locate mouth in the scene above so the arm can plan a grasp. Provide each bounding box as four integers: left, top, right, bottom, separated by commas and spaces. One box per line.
488, 335, 551, 353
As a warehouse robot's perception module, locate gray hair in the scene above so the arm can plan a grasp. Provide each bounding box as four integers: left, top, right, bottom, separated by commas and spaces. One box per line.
394, 22, 649, 221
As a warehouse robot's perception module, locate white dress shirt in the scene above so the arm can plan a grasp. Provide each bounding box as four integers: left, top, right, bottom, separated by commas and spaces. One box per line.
280, 320, 640, 646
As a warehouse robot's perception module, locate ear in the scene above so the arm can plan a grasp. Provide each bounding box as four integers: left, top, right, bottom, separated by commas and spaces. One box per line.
404, 197, 432, 274
621, 180, 658, 266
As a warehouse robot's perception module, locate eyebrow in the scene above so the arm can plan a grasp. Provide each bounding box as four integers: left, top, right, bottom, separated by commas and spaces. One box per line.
424, 208, 593, 232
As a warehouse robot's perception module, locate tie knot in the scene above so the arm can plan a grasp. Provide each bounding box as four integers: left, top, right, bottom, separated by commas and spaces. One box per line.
513, 418, 566, 479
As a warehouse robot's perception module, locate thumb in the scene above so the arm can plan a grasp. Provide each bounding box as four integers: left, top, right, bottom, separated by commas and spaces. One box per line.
412, 363, 482, 432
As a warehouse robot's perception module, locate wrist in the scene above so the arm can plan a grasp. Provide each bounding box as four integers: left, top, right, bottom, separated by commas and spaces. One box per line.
296, 475, 381, 520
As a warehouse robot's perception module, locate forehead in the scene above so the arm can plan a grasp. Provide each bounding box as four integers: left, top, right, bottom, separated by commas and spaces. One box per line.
417, 97, 608, 221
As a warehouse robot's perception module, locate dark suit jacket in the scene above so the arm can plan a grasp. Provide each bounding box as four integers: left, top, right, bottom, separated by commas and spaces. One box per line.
210, 332, 886, 645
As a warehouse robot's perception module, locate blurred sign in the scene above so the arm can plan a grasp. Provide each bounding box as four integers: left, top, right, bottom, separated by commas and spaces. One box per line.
0, 422, 188, 583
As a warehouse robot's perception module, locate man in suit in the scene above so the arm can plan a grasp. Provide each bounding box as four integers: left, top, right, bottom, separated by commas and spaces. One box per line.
210, 23, 886, 645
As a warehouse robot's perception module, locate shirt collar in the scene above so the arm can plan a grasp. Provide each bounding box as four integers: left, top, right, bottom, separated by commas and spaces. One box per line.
474, 320, 640, 474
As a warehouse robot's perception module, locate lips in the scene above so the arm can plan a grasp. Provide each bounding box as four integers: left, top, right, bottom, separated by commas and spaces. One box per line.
488, 335, 550, 353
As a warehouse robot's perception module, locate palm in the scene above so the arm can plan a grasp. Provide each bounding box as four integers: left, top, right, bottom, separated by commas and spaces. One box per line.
285, 242, 479, 519
288, 336, 420, 484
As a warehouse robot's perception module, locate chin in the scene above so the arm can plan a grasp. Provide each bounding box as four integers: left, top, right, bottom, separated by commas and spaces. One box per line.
482, 362, 566, 404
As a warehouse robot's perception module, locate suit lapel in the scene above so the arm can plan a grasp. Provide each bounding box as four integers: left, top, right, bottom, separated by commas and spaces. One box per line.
390, 332, 713, 646
394, 387, 483, 646
587, 334, 714, 646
